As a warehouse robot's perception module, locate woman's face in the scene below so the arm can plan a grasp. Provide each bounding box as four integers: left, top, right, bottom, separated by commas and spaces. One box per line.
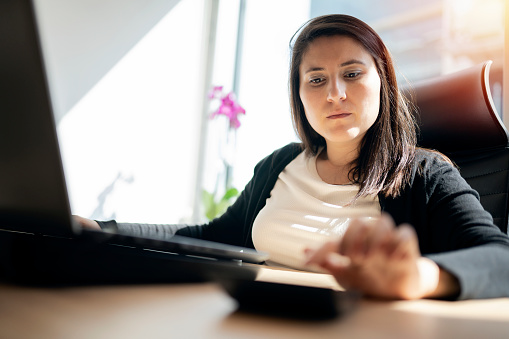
299, 35, 381, 150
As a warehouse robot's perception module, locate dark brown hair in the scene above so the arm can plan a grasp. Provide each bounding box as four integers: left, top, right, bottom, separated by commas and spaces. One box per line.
289, 14, 417, 199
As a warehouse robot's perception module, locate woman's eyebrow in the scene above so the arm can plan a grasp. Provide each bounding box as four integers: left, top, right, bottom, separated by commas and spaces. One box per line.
340, 59, 366, 67
303, 59, 367, 74
302, 67, 324, 74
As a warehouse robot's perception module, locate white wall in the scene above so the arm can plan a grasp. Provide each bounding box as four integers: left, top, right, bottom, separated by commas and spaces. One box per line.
34, 0, 182, 122
34, 0, 206, 223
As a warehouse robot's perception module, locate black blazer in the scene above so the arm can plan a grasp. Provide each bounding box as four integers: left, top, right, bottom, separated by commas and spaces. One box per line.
177, 143, 509, 299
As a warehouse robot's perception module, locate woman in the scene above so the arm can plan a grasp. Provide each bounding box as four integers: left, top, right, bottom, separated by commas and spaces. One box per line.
77, 14, 509, 300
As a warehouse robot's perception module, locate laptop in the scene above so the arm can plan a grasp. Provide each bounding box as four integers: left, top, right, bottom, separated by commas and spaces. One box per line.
0, 0, 267, 285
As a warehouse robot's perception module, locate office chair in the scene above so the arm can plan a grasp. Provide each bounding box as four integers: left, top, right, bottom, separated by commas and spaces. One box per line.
403, 60, 509, 234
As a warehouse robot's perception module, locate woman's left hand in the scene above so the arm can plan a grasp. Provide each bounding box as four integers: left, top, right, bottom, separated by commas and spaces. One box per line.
305, 213, 459, 300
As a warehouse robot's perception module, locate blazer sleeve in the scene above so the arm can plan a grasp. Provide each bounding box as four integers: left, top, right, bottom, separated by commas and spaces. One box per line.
417, 154, 509, 299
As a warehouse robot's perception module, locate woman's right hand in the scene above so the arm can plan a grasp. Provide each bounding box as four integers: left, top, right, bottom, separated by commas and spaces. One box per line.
304, 213, 459, 300
73, 215, 101, 231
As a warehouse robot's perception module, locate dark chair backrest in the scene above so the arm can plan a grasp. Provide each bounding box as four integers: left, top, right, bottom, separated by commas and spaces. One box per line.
403, 61, 509, 234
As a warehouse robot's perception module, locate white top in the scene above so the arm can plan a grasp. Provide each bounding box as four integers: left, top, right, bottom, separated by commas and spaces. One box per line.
251, 151, 381, 270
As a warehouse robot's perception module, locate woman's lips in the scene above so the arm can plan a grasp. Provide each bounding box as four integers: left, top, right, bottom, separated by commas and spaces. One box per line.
327, 112, 351, 119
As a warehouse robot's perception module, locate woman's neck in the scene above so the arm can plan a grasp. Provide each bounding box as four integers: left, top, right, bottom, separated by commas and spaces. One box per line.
316, 144, 359, 185
323, 143, 358, 167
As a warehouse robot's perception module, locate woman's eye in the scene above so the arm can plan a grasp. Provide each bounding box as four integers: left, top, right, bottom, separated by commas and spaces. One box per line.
309, 77, 324, 84
345, 72, 360, 79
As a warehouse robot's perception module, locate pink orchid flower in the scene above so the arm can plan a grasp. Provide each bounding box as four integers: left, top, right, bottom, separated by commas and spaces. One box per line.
208, 86, 224, 99
209, 87, 245, 129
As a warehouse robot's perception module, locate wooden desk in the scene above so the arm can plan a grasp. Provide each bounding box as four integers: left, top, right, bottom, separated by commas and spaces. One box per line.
1, 267, 508, 339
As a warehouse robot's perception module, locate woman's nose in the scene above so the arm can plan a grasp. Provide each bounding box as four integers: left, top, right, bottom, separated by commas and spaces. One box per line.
327, 80, 346, 102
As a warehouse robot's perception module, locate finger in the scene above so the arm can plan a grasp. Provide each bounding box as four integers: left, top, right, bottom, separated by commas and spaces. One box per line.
390, 224, 420, 260
310, 252, 352, 290
381, 224, 418, 262
72, 215, 101, 230
319, 252, 351, 277
363, 214, 394, 257
304, 239, 340, 266
338, 218, 371, 261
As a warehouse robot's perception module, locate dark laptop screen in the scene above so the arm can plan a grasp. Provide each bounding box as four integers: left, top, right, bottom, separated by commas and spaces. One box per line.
0, 0, 76, 236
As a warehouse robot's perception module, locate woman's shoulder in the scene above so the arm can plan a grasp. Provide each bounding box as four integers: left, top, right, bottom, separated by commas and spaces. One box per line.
255, 142, 304, 170
393, 148, 470, 206
411, 147, 459, 180
414, 147, 454, 167
272, 142, 304, 158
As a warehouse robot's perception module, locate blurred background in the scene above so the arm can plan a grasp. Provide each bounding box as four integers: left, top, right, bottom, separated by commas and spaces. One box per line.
33, 0, 507, 224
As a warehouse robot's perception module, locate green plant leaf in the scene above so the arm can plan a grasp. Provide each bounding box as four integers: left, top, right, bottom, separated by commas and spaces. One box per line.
202, 190, 216, 220
216, 200, 231, 217
222, 187, 239, 201
205, 208, 217, 221
202, 187, 240, 221
202, 190, 214, 211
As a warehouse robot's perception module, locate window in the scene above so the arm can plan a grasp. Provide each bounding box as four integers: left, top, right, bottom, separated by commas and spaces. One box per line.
36, 0, 206, 223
